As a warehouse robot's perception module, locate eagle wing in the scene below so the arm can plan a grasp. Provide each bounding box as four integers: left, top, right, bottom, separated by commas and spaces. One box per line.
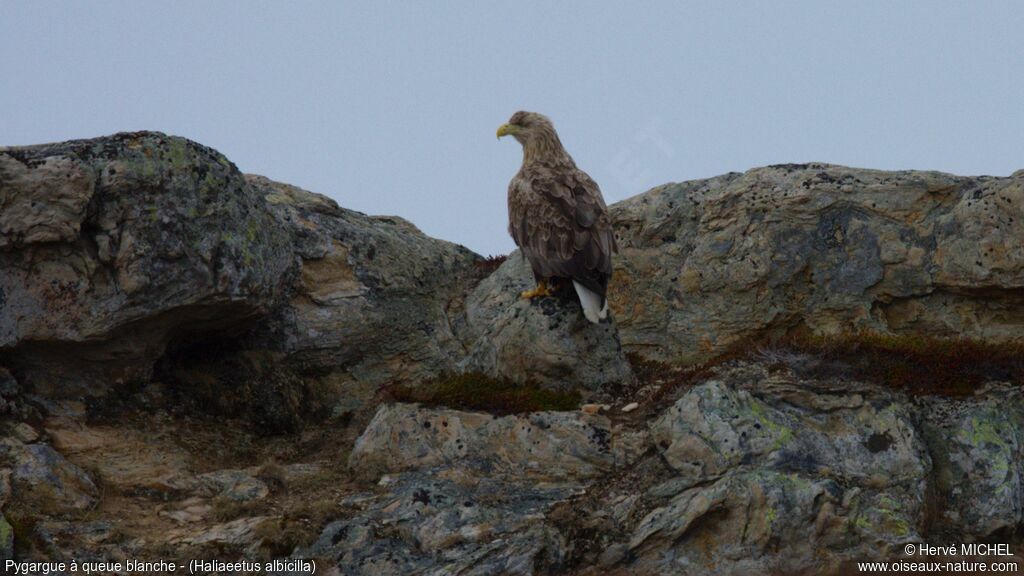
508, 164, 616, 299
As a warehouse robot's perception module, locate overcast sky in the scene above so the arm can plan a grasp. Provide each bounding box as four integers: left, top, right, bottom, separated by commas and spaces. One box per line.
3, 2, 1022, 256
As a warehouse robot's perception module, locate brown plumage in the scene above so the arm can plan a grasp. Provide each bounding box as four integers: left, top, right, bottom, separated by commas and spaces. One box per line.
497, 111, 616, 323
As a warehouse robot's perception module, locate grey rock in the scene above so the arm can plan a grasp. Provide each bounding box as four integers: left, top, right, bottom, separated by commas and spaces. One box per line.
611, 165, 1024, 363
349, 402, 614, 482
174, 515, 277, 553
197, 469, 269, 502
625, 367, 932, 574
301, 470, 576, 576
1, 130, 635, 418
0, 154, 93, 248
0, 132, 292, 395
10, 423, 39, 444
0, 439, 98, 513
650, 376, 929, 489
5, 132, 1024, 574
246, 175, 485, 410
301, 401, 624, 574
920, 386, 1024, 539
461, 252, 635, 391
627, 468, 921, 575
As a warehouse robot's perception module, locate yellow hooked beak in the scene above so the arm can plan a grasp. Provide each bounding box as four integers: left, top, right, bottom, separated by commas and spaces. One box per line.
496, 123, 518, 139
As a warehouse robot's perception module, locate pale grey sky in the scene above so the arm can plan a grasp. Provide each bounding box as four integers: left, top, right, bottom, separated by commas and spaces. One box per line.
2, 2, 1022, 256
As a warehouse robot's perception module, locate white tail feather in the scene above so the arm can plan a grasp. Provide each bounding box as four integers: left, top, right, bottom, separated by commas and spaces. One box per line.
572, 280, 608, 324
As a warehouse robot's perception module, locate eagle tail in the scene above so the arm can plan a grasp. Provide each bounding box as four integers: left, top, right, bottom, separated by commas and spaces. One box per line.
572, 280, 608, 324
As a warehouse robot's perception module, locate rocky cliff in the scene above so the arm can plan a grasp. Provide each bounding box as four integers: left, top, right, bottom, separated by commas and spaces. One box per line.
0, 132, 1022, 574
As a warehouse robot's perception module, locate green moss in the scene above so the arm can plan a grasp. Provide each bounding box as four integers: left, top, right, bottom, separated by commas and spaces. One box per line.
167, 137, 189, 169
125, 158, 157, 182
5, 513, 38, 557
384, 372, 582, 415
200, 172, 224, 200
852, 499, 910, 538
233, 223, 261, 267
0, 514, 12, 558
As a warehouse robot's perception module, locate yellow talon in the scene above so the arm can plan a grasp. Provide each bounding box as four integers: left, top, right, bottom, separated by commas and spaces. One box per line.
520, 280, 554, 299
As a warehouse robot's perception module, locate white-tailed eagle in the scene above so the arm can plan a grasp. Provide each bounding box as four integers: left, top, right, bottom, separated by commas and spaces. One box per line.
497, 111, 616, 323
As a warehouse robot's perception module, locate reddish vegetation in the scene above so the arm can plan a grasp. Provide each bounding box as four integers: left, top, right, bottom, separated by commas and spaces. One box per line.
636, 344, 755, 406
785, 332, 1024, 397
637, 331, 1024, 403
383, 332, 1024, 418
473, 254, 508, 277
382, 372, 581, 415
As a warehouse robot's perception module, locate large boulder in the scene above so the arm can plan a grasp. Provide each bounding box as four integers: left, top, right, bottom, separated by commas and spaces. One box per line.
628, 370, 931, 574
0, 132, 490, 413
611, 165, 1024, 363
303, 470, 577, 576
0, 132, 292, 395
244, 175, 485, 412
649, 378, 927, 489
128, 169, 488, 428
461, 253, 635, 391
348, 402, 614, 482
301, 401, 619, 575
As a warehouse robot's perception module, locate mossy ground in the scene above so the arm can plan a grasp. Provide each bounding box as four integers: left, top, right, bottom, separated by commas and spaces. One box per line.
383, 372, 581, 415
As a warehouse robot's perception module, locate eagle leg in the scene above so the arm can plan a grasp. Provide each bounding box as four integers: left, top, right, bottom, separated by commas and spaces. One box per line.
520, 280, 555, 299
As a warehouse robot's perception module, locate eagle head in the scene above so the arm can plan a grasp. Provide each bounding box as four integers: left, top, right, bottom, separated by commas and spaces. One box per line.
496, 111, 556, 145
